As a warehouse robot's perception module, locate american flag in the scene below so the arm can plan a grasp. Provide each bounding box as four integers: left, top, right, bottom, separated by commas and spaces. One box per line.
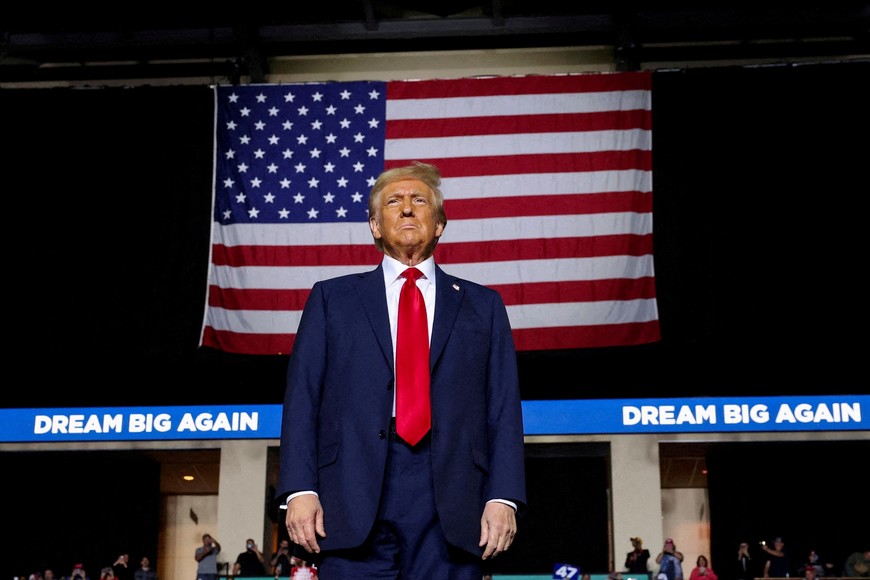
201, 72, 659, 355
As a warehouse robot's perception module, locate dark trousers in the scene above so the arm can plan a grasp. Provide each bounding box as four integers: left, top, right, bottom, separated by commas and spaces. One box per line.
317, 429, 481, 579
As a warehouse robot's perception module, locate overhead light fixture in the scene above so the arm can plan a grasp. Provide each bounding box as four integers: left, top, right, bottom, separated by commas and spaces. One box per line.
183, 474, 195, 481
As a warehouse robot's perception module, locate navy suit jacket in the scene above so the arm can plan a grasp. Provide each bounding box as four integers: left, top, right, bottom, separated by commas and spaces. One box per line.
277, 262, 527, 556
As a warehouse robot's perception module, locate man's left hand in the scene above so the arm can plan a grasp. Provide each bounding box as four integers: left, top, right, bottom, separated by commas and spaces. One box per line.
479, 501, 517, 560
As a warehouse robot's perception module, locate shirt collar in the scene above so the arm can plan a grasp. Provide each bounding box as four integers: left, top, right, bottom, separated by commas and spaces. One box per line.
382, 254, 436, 284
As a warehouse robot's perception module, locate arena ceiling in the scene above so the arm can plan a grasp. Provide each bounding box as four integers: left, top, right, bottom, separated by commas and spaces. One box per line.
2, 2, 868, 84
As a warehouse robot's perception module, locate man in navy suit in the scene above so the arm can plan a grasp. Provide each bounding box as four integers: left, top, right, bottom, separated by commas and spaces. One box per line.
278, 161, 527, 578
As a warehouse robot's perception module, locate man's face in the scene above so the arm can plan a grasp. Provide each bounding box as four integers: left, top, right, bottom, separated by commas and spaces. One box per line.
370, 179, 443, 262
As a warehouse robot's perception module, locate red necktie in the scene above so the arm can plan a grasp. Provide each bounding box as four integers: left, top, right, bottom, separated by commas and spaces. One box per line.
395, 267, 431, 445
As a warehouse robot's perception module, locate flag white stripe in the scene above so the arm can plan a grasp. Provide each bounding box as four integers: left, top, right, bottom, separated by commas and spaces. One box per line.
212, 212, 652, 248
385, 129, 651, 160
440, 213, 653, 243
209, 255, 655, 290
440, 170, 652, 199
386, 90, 651, 119
444, 256, 655, 286
207, 306, 304, 334
506, 298, 659, 329
212, 220, 375, 247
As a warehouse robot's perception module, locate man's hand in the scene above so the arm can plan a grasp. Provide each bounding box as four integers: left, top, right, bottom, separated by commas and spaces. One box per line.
286, 494, 326, 554
479, 501, 517, 560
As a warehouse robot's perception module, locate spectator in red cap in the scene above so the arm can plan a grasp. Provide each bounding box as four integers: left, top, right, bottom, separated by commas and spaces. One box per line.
65, 563, 90, 580
656, 538, 684, 580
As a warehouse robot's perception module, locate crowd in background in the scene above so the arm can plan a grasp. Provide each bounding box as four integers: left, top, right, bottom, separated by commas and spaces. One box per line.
16, 538, 868, 580
18, 553, 157, 580
620, 537, 870, 580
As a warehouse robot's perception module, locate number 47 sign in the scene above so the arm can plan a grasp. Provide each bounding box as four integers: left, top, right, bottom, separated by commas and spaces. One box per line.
554, 563, 580, 579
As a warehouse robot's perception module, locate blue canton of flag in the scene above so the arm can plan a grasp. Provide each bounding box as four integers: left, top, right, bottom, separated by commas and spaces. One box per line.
214, 82, 387, 225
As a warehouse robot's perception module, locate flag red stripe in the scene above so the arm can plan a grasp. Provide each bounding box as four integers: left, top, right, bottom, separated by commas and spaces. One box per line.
202, 321, 661, 355
213, 234, 650, 268
387, 110, 652, 138
387, 72, 652, 99
444, 191, 652, 219
208, 285, 311, 310
385, 151, 652, 176
512, 320, 661, 351
436, 235, 653, 263
492, 277, 657, 306
208, 277, 653, 313
211, 243, 382, 267
202, 326, 296, 356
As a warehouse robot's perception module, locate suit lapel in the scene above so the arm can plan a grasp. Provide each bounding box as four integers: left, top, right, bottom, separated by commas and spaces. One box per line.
357, 264, 394, 369
430, 265, 463, 369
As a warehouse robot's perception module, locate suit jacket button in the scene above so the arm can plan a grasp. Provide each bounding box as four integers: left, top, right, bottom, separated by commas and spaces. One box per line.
378, 430, 386, 439
387, 380, 394, 391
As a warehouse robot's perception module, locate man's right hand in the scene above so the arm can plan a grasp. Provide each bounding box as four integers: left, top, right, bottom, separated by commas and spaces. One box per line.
286, 494, 326, 554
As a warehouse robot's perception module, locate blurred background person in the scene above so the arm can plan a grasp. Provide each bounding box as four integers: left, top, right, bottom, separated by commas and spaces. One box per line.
762, 537, 789, 578
843, 549, 870, 578
133, 556, 156, 580
270, 540, 293, 577
736, 542, 754, 580
801, 549, 833, 579
98, 567, 114, 580
111, 554, 131, 580
233, 538, 266, 577
656, 539, 684, 580
289, 558, 318, 579
65, 563, 90, 580
626, 537, 652, 576
194, 533, 221, 580
689, 555, 718, 580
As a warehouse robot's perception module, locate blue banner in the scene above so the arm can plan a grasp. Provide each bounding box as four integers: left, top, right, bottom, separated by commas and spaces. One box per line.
1, 395, 866, 443
521, 394, 869, 435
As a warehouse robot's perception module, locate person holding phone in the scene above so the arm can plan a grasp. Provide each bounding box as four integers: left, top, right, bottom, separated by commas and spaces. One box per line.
690, 555, 718, 580
270, 540, 293, 577
656, 538, 684, 580
233, 538, 266, 577
194, 533, 221, 580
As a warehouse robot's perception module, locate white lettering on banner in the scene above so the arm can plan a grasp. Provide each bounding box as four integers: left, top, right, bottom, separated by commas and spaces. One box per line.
723, 404, 769, 424
623, 404, 717, 425
623, 401, 861, 427
775, 402, 861, 424
32, 411, 260, 436
33, 414, 124, 434
129, 414, 173, 433
176, 412, 259, 432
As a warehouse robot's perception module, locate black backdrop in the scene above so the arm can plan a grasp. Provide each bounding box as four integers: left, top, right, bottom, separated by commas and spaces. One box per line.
2, 61, 868, 576
707, 440, 869, 580
7, 451, 161, 578
2, 63, 868, 407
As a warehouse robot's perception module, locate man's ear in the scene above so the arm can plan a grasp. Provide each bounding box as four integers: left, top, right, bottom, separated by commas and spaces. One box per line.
434, 221, 445, 239
370, 216, 382, 239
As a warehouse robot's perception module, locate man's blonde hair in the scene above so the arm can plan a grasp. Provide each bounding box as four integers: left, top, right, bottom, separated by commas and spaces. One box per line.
368, 161, 448, 252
